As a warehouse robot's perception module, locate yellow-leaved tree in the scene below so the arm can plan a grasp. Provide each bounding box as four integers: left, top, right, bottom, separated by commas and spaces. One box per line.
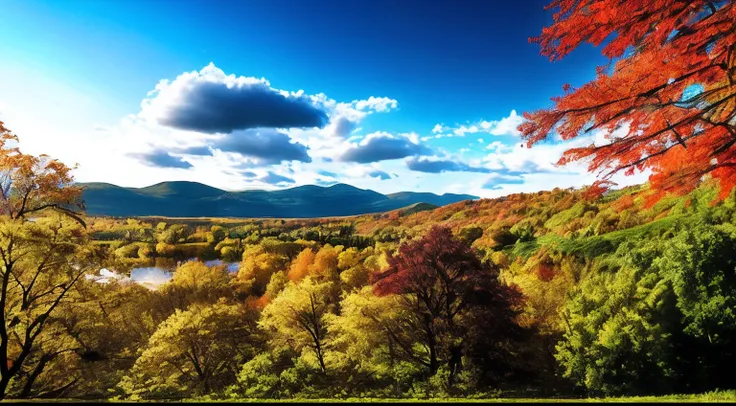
120, 300, 261, 399
0, 122, 100, 399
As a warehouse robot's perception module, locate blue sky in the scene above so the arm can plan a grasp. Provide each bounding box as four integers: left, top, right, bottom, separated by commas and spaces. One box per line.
0, 0, 648, 196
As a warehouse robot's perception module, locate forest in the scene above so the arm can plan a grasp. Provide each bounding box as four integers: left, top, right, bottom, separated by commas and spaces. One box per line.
2, 0, 736, 401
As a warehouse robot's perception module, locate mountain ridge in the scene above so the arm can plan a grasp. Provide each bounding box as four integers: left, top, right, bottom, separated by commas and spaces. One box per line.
79, 181, 478, 218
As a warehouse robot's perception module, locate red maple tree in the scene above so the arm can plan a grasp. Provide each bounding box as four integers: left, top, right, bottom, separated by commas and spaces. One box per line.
520, 1, 736, 203
372, 226, 523, 385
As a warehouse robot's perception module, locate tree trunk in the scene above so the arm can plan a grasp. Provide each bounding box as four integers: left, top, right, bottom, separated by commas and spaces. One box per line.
315, 340, 327, 374
448, 345, 462, 389
428, 335, 439, 376
425, 315, 439, 376
202, 377, 210, 395
0, 372, 12, 400
19, 354, 52, 398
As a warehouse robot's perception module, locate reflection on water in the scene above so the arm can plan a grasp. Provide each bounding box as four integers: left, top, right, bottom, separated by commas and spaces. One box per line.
130, 267, 173, 287
88, 259, 240, 290
202, 259, 240, 273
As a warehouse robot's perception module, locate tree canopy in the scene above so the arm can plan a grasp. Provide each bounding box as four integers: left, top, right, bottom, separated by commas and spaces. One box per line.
520, 1, 736, 203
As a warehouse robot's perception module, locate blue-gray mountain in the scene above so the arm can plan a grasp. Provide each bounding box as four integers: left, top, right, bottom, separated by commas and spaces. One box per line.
80, 181, 478, 218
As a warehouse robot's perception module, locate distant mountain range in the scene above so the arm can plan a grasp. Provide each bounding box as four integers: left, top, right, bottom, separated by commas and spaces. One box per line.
80, 181, 478, 218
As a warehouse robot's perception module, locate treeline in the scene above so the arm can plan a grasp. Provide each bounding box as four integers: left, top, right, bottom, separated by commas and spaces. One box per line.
88, 218, 379, 268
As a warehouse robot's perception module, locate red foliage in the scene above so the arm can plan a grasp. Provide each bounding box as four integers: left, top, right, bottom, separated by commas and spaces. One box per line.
536, 262, 556, 282
372, 226, 523, 313
521, 1, 736, 203
583, 180, 617, 201
372, 226, 488, 296
614, 194, 636, 211
245, 295, 268, 310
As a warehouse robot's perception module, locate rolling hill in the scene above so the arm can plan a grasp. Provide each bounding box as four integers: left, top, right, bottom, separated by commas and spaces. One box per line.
80, 181, 477, 218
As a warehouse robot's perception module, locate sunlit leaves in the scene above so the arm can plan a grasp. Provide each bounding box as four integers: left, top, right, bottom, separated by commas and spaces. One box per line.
522, 1, 736, 204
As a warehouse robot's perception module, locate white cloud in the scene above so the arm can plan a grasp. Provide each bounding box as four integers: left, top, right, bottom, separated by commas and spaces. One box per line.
445, 110, 525, 137
487, 109, 524, 136
0, 57, 652, 200
353, 96, 398, 112
432, 123, 447, 133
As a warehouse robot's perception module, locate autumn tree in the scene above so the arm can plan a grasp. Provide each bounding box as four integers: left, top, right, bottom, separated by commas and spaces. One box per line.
337, 247, 371, 292
159, 261, 233, 310
235, 244, 289, 297
325, 287, 425, 396
120, 301, 262, 399
61, 280, 161, 398
287, 248, 316, 282
521, 1, 736, 203
371, 226, 523, 390
0, 123, 101, 399
259, 277, 336, 375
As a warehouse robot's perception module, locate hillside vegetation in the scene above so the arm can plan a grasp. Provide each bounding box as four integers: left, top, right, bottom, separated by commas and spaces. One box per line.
58, 179, 736, 400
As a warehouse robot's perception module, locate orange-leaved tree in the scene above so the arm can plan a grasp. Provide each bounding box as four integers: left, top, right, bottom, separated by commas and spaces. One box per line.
0, 122, 98, 399
520, 1, 736, 203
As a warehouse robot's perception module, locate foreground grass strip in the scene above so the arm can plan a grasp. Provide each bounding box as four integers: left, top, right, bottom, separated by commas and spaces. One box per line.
4, 392, 736, 403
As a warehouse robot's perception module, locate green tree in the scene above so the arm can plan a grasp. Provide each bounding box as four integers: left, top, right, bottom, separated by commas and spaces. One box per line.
654, 225, 736, 390
556, 265, 678, 395
206, 226, 226, 245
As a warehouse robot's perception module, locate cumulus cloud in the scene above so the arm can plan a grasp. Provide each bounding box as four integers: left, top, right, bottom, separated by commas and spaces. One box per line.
176, 129, 311, 164
338, 132, 431, 163
353, 96, 398, 112
129, 150, 193, 169
258, 171, 296, 185
432, 124, 448, 134
180, 145, 212, 156
316, 96, 397, 140
140, 63, 329, 134
216, 129, 311, 164
485, 110, 524, 136
368, 170, 392, 180
325, 116, 358, 138
405, 157, 491, 173
481, 133, 602, 175
436, 110, 525, 138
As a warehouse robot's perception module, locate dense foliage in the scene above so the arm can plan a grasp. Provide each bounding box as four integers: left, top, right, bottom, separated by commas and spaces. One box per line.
521, 0, 736, 203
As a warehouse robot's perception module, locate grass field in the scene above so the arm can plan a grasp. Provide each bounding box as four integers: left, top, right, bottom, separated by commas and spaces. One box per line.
3, 390, 735, 403
211, 392, 736, 403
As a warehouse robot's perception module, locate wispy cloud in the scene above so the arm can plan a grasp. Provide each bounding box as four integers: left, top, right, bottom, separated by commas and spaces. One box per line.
405, 156, 491, 173
128, 150, 193, 169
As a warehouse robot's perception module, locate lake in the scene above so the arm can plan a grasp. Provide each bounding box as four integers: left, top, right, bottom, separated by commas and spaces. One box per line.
87, 259, 241, 289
